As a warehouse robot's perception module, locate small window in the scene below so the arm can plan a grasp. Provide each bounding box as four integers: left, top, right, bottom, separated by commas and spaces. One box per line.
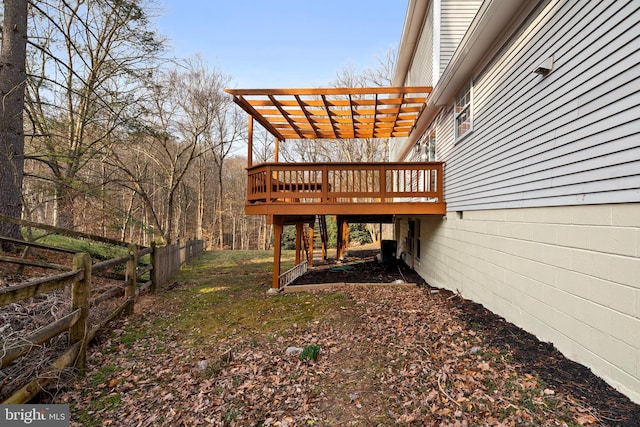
416, 131, 436, 162
424, 132, 436, 161
455, 80, 473, 141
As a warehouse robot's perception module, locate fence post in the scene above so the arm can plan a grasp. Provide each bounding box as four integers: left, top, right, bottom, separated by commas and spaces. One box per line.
70, 252, 91, 374
150, 241, 158, 293
125, 243, 137, 315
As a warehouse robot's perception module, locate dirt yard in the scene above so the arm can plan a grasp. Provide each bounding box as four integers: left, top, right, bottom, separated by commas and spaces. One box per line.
45, 249, 639, 426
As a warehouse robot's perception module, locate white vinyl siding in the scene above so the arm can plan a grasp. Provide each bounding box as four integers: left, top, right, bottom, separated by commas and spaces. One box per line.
442, 0, 640, 210
407, 2, 435, 86
440, 0, 482, 74
403, 0, 481, 87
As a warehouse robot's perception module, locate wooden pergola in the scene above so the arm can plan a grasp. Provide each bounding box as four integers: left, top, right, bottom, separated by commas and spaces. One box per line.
226, 86, 432, 165
226, 86, 444, 290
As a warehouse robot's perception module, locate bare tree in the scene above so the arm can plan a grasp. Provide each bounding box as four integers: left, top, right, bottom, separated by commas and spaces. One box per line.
175, 58, 232, 247
108, 61, 233, 244
0, 0, 27, 248
23, 0, 163, 229
209, 99, 244, 249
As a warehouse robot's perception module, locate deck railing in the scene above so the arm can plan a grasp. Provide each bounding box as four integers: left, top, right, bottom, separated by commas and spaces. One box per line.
247, 162, 443, 205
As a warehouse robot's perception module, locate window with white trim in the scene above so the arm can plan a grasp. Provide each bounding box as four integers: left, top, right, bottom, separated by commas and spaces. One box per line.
454, 80, 473, 141
423, 131, 436, 161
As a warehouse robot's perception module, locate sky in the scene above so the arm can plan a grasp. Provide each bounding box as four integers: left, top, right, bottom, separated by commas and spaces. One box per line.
152, 1, 409, 89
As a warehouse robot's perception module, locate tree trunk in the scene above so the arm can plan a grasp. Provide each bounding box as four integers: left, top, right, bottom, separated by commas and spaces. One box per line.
196, 156, 205, 240
216, 168, 224, 250
0, 0, 27, 248
54, 184, 75, 229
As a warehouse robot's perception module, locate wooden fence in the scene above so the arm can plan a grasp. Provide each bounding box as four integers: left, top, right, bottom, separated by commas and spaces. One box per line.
0, 217, 203, 404
152, 239, 204, 288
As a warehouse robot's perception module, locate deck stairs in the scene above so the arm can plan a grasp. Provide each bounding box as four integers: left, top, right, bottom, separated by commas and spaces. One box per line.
303, 215, 328, 265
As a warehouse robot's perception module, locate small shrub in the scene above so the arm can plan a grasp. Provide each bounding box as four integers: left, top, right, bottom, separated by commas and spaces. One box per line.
300, 344, 321, 361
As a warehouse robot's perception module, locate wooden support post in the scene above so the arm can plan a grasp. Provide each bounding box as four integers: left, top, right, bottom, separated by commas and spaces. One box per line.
336, 215, 344, 261
319, 215, 327, 264
295, 222, 303, 264
125, 243, 137, 315
248, 116, 254, 168
271, 216, 283, 290
343, 219, 350, 254
70, 252, 91, 374
336, 216, 349, 261
308, 226, 315, 266
275, 138, 280, 163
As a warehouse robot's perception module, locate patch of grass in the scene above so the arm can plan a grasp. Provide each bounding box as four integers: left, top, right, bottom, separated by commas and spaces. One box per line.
222, 409, 238, 424
120, 327, 147, 348
300, 344, 321, 361
163, 250, 352, 345
32, 232, 129, 260
70, 404, 102, 427
89, 363, 117, 387
93, 393, 121, 411
152, 345, 168, 354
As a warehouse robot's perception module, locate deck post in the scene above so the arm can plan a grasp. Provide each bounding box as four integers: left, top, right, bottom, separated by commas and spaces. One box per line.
308, 226, 315, 266
336, 216, 350, 261
247, 116, 253, 168
343, 219, 350, 255
271, 216, 284, 291
336, 215, 344, 261
295, 222, 303, 264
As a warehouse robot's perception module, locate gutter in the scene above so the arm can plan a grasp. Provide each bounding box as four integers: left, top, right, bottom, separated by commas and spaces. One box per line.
394, 0, 540, 160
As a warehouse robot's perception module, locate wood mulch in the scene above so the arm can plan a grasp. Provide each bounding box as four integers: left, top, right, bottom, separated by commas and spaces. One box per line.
290, 248, 640, 426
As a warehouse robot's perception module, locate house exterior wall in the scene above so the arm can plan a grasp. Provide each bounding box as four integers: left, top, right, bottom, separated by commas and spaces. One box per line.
442, 0, 640, 211
404, 0, 483, 87
391, 0, 481, 162
393, 0, 640, 403
440, 0, 482, 75
406, 1, 434, 87
403, 205, 640, 404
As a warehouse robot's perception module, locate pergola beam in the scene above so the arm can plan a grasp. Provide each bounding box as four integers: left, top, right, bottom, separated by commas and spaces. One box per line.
226, 86, 431, 141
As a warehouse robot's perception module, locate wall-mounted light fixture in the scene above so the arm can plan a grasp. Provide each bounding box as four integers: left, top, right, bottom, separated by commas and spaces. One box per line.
534, 56, 554, 76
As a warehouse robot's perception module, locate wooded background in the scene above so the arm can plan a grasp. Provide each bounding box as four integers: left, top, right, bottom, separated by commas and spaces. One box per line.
1, 0, 395, 250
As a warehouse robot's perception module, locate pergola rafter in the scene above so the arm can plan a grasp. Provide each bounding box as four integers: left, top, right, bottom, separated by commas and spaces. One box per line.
226, 86, 432, 141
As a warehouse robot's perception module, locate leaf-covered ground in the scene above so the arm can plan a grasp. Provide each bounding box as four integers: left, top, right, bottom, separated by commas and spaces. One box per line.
49, 250, 639, 426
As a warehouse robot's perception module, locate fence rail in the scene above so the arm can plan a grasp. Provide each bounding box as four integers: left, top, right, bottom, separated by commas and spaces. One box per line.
0, 218, 204, 404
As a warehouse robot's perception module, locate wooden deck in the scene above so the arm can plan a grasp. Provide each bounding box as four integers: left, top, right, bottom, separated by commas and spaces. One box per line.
245, 161, 446, 217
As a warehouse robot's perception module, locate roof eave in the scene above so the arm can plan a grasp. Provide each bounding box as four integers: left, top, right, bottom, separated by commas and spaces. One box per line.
392, 0, 432, 87
394, 0, 540, 161
428, 0, 540, 107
